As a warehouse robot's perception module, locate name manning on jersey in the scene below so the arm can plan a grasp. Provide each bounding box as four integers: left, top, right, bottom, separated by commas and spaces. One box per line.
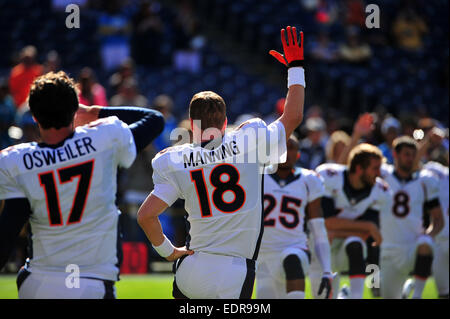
183, 140, 240, 168
22, 137, 96, 170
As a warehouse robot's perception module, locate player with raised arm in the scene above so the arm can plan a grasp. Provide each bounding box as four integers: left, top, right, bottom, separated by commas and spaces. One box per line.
379, 136, 444, 299
0, 71, 165, 298
309, 143, 391, 299
256, 135, 333, 299
137, 26, 305, 299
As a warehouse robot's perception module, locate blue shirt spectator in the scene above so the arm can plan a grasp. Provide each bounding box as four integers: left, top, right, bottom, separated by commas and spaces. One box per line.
0, 80, 16, 149
378, 116, 401, 164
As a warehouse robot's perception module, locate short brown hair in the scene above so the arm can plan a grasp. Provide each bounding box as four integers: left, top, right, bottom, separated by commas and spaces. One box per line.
393, 135, 418, 153
189, 91, 226, 131
29, 71, 79, 129
326, 130, 351, 161
348, 143, 383, 173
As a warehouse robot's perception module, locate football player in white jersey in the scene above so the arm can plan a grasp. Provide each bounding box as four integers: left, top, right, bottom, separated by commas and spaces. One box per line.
423, 161, 449, 298
137, 26, 306, 299
256, 135, 333, 299
0, 71, 165, 298
309, 144, 391, 299
379, 136, 444, 299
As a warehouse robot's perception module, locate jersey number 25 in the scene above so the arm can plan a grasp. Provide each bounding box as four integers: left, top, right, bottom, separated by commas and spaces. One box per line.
264, 195, 302, 229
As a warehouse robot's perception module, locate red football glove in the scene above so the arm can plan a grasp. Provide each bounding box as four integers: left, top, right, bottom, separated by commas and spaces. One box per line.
269, 26, 304, 68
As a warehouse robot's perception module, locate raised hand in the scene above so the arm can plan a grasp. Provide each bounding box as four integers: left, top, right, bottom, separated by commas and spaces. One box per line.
269, 26, 304, 68
354, 113, 374, 137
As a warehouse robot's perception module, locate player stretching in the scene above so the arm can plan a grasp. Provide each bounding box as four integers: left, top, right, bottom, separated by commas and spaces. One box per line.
256, 135, 333, 299
309, 144, 391, 299
137, 26, 305, 299
0, 71, 165, 298
380, 136, 444, 299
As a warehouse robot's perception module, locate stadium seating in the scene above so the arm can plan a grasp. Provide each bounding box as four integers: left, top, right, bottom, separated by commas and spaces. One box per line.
0, 0, 448, 124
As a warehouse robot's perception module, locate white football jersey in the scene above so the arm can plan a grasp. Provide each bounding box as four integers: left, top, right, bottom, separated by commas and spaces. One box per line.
151, 119, 287, 260
316, 163, 391, 222
0, 116, 136, 281
380, 163, 440, 245
260, 167, 325, 254
423, 161, 449, 240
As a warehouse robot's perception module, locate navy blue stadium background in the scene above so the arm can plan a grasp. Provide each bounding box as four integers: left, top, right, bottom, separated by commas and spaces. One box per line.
0, 0, 448, 273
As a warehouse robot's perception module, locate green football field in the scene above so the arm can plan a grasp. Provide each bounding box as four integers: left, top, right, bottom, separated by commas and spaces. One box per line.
0, 274, 439, 299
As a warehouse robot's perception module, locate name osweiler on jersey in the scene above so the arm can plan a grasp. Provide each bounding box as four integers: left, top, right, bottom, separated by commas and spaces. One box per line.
0, 116, 136, 281
150, 118, 287, 261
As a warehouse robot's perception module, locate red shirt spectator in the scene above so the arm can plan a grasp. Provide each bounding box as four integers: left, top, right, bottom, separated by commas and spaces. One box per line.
78, 83, 108, 106
9, 46, 43, 109
77, 67, 108, 106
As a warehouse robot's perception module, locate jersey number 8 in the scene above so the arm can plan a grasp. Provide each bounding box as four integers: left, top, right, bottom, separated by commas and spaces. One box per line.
392, 191, 410, 218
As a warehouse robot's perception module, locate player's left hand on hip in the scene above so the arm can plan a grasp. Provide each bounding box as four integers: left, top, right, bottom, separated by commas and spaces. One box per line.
318, 272, 336, 299
269, 26, 304, 68
166, 246, 194, 262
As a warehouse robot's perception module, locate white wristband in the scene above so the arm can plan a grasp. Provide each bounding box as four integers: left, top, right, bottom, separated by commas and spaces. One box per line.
152, 235, 175, 258
288, 67, 306, 88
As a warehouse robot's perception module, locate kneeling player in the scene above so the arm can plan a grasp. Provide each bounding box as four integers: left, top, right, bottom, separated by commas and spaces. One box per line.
380, 137, 444, 299
310, 144, 391, 299
423, 161, 449, 299
257, 136, 333, 299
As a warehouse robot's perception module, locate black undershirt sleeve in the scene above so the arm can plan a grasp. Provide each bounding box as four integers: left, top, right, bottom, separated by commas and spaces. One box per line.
356, 208, 380, 226
0, 198, 32, 270
321, 197, 339, 219
424, 198, 440, 211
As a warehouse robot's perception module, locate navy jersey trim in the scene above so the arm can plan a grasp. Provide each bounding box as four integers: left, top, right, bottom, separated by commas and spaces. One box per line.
172, 255, 190, 299
356, 208, 380, 226
115, 215, 123, 281
424, 198, 440, 211
321, 197, 340, 219
38, 132, 75, 149
173, 278, 190, 299
0, 198, 32, 270
343, 170, 372, 204
251, 167, 265, 261
27, 223, 33, 260
269, 168, 302, 187
16, 267, 31, 291
393, 170, 418, 183
239, 259, 256, 299
103, 280, 116, 299
184, 211, 191, 250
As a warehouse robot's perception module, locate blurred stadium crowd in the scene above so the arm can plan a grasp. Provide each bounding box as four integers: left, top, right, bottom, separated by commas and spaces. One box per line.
0, 0, 448, 273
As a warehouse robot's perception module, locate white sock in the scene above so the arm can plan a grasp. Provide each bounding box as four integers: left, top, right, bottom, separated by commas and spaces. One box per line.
412, 277, 427, 299
350, 277, 365, 299
286, 291, 305, 299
